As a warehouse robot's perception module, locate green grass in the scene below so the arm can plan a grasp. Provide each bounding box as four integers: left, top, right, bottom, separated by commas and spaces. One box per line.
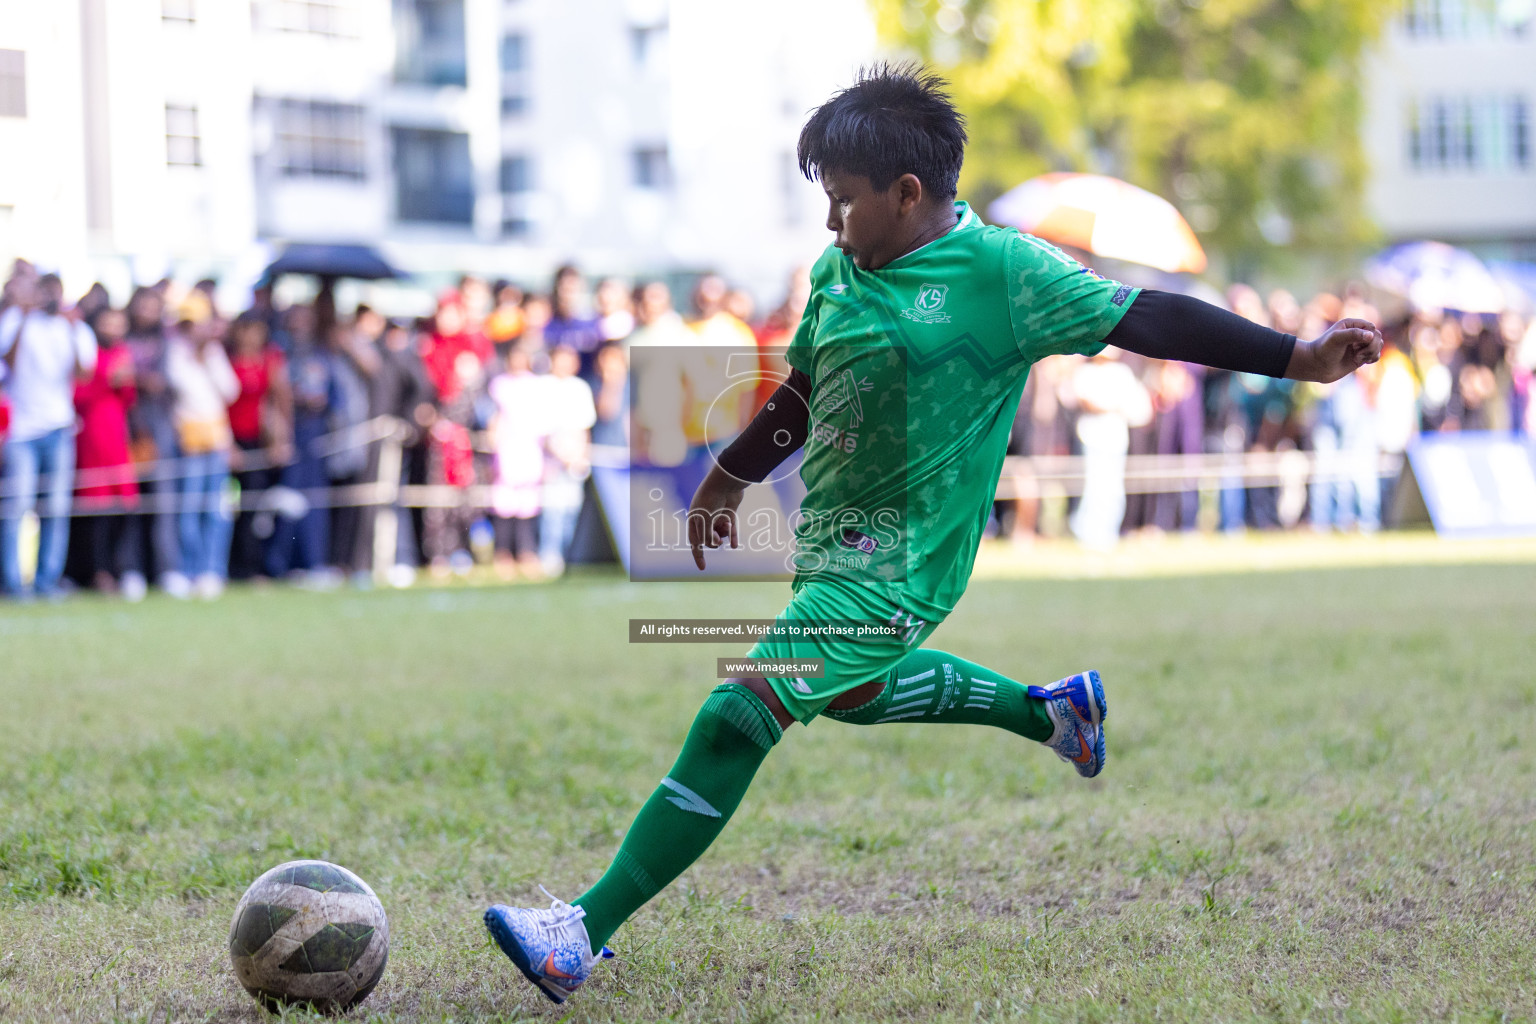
1, 552, 1534, 1022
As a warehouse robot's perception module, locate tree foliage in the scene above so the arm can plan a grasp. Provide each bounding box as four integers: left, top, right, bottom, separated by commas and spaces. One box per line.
868, 0, 1399, 276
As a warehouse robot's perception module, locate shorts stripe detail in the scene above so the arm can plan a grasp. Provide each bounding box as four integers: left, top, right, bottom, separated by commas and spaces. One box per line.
892, 683, 935, 700
970, 680, 997, 689
964, 702, 992, 709
874, 710, 929, 723
896, 669, 936, 685
881, 699, 932, 715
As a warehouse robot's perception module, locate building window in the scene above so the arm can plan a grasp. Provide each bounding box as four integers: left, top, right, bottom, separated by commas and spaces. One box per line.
0, 50, 24, 119
1400, 0, 1532, 37
265, 98, 367, 178
166, 104, 202, 166
500, 155, 531, 193
501, 217, 532, 239
394, 0, 467, 87
162, 0, 195, 22
500, 34, 527, 73
632, 145, 670, 189
253, 1, 358, 38
500, 94, 528, 117
1407, 95, 1533, 172
630, 23, 668, 68
392, 126, 473, 224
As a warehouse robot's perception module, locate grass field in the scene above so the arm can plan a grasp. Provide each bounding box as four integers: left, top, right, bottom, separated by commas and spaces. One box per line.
1, 537, 1534, 1022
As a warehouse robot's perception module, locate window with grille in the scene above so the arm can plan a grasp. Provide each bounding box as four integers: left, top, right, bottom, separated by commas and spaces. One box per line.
1406, 95, 1533, 172
166, 104, 202, 166
265, 97, 367, 178
253, 1, 358, 37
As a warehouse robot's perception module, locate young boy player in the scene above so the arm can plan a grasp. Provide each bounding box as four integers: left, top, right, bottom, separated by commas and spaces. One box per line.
485, 66, 1383, 1003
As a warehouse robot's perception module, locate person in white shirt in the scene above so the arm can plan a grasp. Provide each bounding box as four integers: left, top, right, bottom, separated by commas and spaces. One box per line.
1068, 349, 1153, 550
165, 294, 239, 598
539, 344, 596, 577
0, 274, 97, 599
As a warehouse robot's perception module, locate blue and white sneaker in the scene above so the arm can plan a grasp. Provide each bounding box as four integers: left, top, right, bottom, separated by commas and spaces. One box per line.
1028, 670, 1108, 778
484, 889, 614, 1004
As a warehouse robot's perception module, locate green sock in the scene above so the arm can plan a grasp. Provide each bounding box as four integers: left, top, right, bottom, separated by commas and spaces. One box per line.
822, 648, 1054, 741
573, 683, 782, 952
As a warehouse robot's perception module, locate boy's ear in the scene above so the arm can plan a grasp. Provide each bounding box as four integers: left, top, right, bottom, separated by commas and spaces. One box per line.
894, 173, 925, 215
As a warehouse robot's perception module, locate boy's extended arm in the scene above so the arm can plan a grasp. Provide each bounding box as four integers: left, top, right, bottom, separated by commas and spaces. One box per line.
689, 368, 812, 569
714, 367, 813, 484
1104, 289, 1383, 383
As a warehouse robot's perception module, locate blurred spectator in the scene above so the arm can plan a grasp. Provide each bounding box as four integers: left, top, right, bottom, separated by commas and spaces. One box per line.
1149, 358, 1205, 533
629, 281, 693, 467
0, 272, 98, 600
1068, 348, 1151, 550
488, 345, 545, 579
226, 313, 291, 581
72, 305, 142, 597
592, 342, 629, 449
520, 291, 552, 360
1368, 324, 1419, 516
76, 283, 111, 325
354, 319, 434, 584
1307, 372, 1379, 534
458, 274, 493, 333
595, 277, 635, 345
724, 287, 756, 326
753, 268, 810, 414
420, 293, 488, 575
266, 304, 336, 581
545, 264, 604, 383
124, 285, 186, 595
539, 344, 595, 577
486, 280, 526, 356
325, 310, 380, 578
165, 293, 238, 598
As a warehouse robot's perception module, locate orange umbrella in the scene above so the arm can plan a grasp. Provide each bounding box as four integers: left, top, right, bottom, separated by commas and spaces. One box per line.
988, 172, 1207, 274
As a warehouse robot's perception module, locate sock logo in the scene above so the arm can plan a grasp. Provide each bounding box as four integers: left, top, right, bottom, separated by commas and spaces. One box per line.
660, 777, 721, 818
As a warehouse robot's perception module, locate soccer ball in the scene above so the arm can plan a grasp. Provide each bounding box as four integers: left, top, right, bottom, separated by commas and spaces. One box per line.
228, 859, 389, 1013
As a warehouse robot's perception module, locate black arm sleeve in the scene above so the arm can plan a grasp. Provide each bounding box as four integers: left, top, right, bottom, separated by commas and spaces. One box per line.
1103, 289, 1297, 378
714, 368, 812, 484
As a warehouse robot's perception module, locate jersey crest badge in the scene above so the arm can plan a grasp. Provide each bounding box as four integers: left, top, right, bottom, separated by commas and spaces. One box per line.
901, 283, 952, 324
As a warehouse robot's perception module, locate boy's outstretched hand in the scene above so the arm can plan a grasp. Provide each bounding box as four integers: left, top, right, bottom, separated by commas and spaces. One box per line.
1286, 318, 1385, 383
688, 464, 747, 570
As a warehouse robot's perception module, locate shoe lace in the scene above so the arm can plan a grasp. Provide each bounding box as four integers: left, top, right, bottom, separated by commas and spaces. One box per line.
535, 885, 614, 961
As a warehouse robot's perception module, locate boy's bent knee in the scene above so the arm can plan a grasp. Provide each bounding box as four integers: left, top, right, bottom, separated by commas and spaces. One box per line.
719, 676, 796, 734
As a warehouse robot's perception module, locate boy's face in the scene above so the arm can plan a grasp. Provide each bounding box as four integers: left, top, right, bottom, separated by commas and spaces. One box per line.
820, 167, 918, 271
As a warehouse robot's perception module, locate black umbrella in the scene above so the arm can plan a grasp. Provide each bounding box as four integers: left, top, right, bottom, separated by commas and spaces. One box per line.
261, 243, 408, 283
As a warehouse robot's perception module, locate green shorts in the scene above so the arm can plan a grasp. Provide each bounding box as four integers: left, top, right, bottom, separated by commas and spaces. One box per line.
744, 577, 942, 724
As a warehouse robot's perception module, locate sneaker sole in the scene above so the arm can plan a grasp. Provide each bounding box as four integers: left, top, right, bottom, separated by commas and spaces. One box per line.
483, 907, 570, 1005
1084, 669, 1107, 778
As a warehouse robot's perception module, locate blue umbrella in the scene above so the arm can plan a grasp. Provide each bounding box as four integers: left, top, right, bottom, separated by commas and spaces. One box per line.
1364, 241, 1505, 314
262, 243, 408, 282
1489, 260, 1536, 313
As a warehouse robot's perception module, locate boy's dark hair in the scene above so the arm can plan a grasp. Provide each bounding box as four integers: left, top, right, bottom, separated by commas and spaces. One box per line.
797, 63, 967, 200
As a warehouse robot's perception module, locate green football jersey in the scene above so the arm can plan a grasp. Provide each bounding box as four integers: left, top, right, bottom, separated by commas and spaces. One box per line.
785, 201, 1139, 620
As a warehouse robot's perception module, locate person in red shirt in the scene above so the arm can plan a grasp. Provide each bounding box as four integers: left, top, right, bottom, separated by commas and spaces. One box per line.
226, 314, 292, 580
73, 306, 140, 595
418, 293, 489, 574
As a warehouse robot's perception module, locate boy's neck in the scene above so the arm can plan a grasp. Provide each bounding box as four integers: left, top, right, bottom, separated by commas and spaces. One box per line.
880, 201, 960, 269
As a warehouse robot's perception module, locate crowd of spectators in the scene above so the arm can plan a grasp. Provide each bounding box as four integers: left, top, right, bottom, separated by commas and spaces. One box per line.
1, 254, 1533, 601
1008, 284, 1536, 548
